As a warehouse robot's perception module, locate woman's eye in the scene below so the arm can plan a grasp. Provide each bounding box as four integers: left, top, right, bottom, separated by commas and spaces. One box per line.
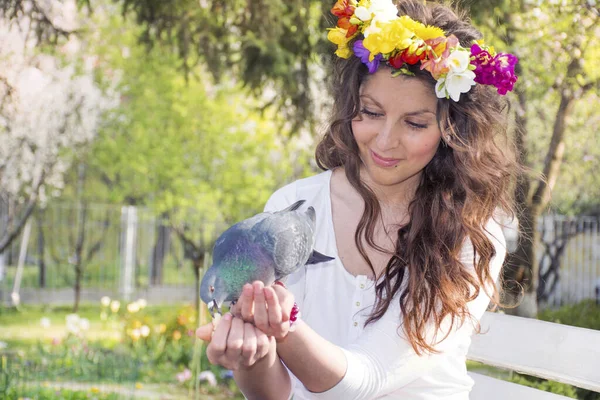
406, 121, 428, 130
360, 108, 383, 118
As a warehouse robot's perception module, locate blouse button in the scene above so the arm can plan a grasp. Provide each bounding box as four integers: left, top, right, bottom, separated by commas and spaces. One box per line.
353, 322, 358, 327
356, 301, 360, 307
360, 283, 365, 289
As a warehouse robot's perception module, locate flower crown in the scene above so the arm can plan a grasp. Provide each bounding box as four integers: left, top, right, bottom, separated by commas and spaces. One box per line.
327, 0, 518, 102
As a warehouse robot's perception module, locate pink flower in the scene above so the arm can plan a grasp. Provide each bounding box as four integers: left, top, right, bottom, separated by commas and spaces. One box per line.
470, 44, 518, 95
176, 368, 192, 383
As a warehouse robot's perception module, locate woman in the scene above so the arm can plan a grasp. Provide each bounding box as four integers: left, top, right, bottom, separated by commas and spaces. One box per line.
197, 1, 518, 399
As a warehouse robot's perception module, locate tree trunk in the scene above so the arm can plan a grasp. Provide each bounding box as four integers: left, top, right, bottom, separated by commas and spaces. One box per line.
73, 163, 86, 313
74, 264, 82, 313
36, 210, 46, 288
193, 256, 203, 326
151, 217, 170, 285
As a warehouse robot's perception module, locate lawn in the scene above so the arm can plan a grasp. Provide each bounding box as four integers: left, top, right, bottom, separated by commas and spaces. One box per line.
0, 302, 243, 399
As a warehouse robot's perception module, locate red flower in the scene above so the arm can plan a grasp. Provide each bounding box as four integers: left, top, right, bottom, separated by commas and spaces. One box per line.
388, 53, 405, 69
401, 47, 426, 65
331, 0, 355, 19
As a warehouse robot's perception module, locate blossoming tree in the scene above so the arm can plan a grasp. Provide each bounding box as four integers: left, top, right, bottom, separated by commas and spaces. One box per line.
0, 1, 117, 257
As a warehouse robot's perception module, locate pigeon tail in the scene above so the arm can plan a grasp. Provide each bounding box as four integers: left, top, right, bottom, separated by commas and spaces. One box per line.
306, 250, 335, 265
281, 200, 305, 212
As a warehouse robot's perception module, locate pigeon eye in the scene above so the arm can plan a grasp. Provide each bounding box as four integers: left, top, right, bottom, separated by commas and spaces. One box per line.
209, 285, 215, 293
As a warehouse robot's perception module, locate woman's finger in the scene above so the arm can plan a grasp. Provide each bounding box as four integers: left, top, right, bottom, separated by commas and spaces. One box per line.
206, 313, 232, 364
240, 283, 255, 322
272, 284, 295, 322
253, 281, 269, 331
264, 287, 283, 326
255, 328, 272, 360
241, 322, 258, 366
225, 317, 245, 364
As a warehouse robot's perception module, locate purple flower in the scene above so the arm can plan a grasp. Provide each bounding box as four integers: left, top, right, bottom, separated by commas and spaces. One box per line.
353, 40, 383, 74
470, 44, 518, 95
491, 53, 518, 94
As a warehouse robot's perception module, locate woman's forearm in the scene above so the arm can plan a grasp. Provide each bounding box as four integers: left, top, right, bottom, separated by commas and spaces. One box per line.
276, 321, 348, 393
234, 339, 292, 400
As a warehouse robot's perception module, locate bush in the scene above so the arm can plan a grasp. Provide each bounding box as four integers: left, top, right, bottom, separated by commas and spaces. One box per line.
538, 299, 600, 331
3, 386, 122, 399
508, 374, 578, 398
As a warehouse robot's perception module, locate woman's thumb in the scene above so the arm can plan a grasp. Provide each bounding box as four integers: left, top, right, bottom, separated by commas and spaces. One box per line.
195, 322, 214, 342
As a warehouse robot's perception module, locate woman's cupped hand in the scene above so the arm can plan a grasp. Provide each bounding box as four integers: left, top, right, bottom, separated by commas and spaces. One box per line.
195, 280, 295, 370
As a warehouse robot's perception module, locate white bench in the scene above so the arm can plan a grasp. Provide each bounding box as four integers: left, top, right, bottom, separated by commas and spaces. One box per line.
467, 311, 600, 399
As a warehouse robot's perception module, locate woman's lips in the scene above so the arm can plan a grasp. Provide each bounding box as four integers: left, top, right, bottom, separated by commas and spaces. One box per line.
370, 150, 401, 168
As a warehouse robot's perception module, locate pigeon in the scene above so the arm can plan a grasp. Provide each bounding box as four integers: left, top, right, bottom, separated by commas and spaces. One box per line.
200, 200, 333, 316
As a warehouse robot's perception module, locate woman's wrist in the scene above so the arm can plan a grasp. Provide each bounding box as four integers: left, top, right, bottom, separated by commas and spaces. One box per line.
234, 339, 292, 400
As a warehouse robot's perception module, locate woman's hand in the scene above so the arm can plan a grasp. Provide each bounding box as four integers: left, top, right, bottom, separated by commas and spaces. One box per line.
230, 281, 296, 341
196, 313, 274, 371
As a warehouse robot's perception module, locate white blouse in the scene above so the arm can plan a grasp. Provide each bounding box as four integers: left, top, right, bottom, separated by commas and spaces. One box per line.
263, 170, 506, 400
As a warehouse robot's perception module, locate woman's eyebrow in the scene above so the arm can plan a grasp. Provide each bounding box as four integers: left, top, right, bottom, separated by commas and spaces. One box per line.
360, 95, 436, 116
404, 109, 437, 117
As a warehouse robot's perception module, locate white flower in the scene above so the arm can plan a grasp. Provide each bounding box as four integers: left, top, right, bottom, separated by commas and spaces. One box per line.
79, 318, 90, 331
435, 70, 476, 102
0, 341, 8, 350
354, 6, 371, 21
198, 370, 217, 386
136, 299, 147, 309
131, 329, 141, 340
360, 0, 398, 37
446, 49, 472, 73
110, 300, 121, 313
127, 302, 140, 313
100, 296, 111, 307
140, 325, 151, 337
66, 314, 80, 334
40, 317, 51, 329
369, 0, 398, 21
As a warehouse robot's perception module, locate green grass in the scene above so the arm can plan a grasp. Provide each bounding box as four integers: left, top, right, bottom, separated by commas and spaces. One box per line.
0, 304, 241, 400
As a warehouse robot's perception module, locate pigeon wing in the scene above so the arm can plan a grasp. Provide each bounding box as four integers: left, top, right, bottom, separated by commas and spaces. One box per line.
251, 212, 314, 278
212, 213, 270, 263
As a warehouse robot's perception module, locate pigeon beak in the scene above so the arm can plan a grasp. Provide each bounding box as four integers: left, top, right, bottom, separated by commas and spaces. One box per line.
208, 299, 221, 318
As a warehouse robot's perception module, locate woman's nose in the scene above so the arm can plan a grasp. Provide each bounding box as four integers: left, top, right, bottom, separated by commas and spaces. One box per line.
375, 124, 400, 151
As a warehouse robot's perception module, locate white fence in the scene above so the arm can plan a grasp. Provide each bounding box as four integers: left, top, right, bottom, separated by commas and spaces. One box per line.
536, 215, 600, 308
0, 203, 599, 308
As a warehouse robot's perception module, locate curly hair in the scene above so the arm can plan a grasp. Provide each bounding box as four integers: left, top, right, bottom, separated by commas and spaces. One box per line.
315, 0, 517, 355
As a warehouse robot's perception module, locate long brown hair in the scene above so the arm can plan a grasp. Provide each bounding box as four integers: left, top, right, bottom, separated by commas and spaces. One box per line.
316, 0, 517, 355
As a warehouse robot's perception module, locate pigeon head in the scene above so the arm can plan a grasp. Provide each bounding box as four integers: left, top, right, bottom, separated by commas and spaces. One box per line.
200, 267, 229, 316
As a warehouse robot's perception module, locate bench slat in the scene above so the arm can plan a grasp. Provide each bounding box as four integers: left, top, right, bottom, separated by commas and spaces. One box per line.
468, 372, 571, 400
468, 311, 600, 393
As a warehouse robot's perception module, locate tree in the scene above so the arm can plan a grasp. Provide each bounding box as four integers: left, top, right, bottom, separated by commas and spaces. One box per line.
79, 11, 313, 317
0, 1, 117, 255
472, 0, 599, 316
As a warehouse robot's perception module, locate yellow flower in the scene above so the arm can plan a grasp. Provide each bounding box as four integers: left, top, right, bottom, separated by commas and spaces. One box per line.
336, 45, 352, 58
400, 15, 445, 42
91, 387, 100, 393
135, 383, 143, 389
173, 330, 182, 341
363, 19, 413, 59
132, 320, 142, 329
158, 324, 167, 333
327, 27, 349, 46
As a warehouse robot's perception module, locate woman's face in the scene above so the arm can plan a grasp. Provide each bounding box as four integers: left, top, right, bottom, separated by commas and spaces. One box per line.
351, 69, 442, 190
